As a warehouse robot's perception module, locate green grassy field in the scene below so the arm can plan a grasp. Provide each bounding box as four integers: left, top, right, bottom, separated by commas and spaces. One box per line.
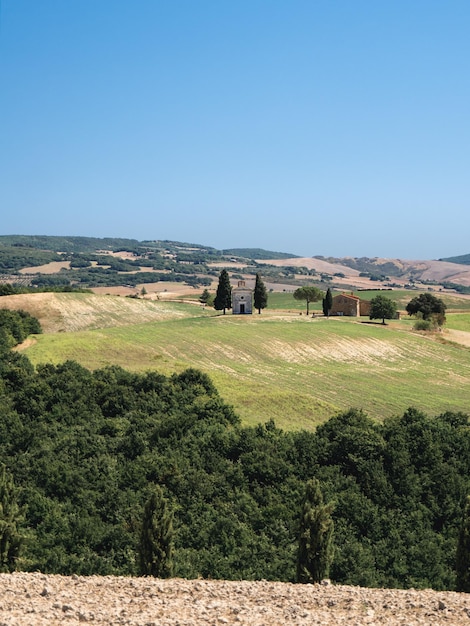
186, 287, 470, 314
329, 289, 470, 311
446, 313, 470, 331
20, 293, 470, 430
182, 290, 320, 312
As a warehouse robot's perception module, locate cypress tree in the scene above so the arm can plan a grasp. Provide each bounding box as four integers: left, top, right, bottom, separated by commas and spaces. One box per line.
214, 269, 232, 314
0, 466, 23, 572
253, 273, 268, 314
138, 486, 174, 578
322, 288, 333, 317
456, 495, 470, 592
297, 478, 334, 583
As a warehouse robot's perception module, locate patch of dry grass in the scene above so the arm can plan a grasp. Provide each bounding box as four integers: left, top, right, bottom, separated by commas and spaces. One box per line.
0, 292, 198, 333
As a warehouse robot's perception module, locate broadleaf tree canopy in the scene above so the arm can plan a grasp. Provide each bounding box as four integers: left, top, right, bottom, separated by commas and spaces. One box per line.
293, 286, 324, 315
369, 295, 397, 324
406, 293, 446, 325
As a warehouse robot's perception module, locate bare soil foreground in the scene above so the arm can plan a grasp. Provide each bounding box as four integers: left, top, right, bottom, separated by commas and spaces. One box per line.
0, 573, 469, 626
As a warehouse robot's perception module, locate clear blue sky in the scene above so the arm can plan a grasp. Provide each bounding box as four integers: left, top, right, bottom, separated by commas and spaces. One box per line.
1, 1, 469, 259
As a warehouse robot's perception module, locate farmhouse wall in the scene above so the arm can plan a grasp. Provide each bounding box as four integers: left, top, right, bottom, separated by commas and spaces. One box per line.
359, 300, 371, 316
331, 293, 370, 317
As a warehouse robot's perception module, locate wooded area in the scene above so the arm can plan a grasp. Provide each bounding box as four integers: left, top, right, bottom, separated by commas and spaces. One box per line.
0, 312, 468, 590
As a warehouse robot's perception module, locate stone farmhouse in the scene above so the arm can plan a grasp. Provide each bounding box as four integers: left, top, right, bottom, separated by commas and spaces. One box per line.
232, 280, 253, 314
330, 292, 371, 317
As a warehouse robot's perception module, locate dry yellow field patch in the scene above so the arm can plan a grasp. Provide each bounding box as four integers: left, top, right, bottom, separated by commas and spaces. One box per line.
0, 292, 192, 333
19, 261, 71, 274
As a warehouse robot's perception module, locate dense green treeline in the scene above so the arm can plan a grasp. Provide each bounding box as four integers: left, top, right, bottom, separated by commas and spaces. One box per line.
0, 310, 41, 351
0, 284, 92, 297
0, 236, 141, 254
0, 246, 62, 273
0, 347, 468, 588
30, 270, 212, 289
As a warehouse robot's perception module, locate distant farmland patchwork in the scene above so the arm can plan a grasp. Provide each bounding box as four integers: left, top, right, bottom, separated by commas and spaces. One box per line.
13, 292, 470, 430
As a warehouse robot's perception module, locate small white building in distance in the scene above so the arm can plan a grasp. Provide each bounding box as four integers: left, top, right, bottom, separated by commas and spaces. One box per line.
232, 280, 253, 314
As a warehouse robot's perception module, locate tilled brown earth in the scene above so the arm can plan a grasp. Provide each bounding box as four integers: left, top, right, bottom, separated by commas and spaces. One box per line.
0, 573, 469, 625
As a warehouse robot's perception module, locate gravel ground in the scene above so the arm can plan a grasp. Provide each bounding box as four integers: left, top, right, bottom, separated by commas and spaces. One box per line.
0, 573, 469, 625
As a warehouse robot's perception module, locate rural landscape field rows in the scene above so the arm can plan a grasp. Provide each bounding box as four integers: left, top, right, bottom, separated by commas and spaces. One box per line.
9, 290, 470, 429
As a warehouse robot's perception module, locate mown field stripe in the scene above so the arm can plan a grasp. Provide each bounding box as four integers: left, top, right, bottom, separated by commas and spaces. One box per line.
23, 314, 470, 430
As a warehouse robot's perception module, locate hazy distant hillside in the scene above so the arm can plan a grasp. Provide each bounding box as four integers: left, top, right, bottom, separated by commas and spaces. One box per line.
314, 255, 410, 277
2, 235, 470, 292
221, 248, 298, 260
0, 236, 297, 260
258, 255, 470, 291
0, 235, 141, 253
309, 255, 470, 289
439, 253, 470, 265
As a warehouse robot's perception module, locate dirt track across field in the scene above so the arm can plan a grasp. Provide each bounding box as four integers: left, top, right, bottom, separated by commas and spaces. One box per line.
0, 573, 468, 625
445, 329, 470, 347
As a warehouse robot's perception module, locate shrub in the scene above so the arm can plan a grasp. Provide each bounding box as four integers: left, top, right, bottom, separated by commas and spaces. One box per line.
414, 319, 432, 331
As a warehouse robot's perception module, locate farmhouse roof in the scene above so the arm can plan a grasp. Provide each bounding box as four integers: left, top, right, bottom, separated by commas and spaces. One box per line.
336, 292, 360, 300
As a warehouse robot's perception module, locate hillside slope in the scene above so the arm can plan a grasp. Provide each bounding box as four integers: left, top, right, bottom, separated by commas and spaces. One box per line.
261, 257, 470, 287
0, 292, 194, 333
16, 295, 470, 428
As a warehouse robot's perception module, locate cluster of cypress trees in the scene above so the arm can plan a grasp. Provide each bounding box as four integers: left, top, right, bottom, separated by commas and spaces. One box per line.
213, 271, 268, 314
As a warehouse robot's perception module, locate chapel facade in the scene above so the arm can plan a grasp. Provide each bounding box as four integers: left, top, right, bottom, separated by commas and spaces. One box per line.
232, 280, 253, 314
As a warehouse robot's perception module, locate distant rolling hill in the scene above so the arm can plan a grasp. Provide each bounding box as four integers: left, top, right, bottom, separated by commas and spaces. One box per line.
439, 253, 470, 265
2, 234, 470, 290
221, 248, 298, 260
260, 256, 470, 289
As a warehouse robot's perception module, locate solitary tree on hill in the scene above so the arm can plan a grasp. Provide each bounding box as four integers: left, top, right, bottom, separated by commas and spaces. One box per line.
214, 269, 232, 314
294, 286, 324, 316
406, 293, 446, 326
253, 274, 268, 314
322, 288, 333, 317
138, 486, 174, 578
369, 295, 397, 325
297, 478, 334, 584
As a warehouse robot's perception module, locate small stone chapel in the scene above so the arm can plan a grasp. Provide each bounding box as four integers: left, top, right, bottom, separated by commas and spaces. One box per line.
232, 280, 253, 314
